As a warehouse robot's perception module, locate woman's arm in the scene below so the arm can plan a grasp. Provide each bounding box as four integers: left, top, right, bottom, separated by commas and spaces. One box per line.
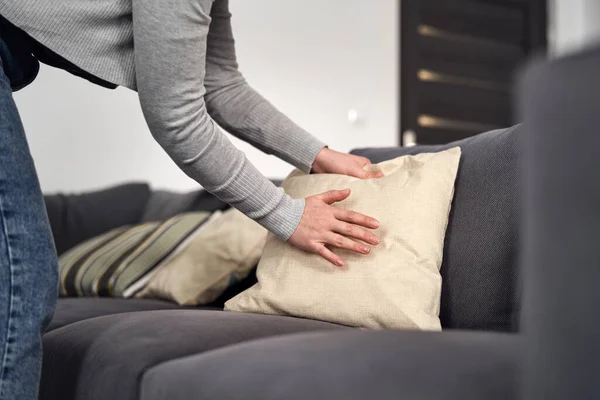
203, 0, 327, 174
131, 0, 304, 240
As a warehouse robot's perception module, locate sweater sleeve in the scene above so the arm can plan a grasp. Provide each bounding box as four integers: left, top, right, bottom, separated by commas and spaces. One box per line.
204, 0, 327, 174
131, 0, 304, 241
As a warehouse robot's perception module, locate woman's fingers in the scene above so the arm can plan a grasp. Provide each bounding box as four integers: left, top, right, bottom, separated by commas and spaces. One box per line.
315, 189, 351, 205
325, 233, 371, 256
334, 208, 380, 230
314, 244, 345, 267
288, 193, 381, 267
362, 169, 385, 179
333, 221, 380, 246
345, 156, 384, 179
350, 164, 384, 180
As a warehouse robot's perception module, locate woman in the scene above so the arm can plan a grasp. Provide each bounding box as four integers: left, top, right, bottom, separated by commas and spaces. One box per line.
0, 0, 382, 398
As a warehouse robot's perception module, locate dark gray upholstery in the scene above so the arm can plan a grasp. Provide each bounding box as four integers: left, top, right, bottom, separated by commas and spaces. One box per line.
141, 180, 283, 222
46, 298, 186, 332
41, 310, 347, 400
520, 47, 600, 399
44, 183, 151, 255
41, 131, 522, 399
352, 126, 521, 332
142, 330, 518, 400
140, 189, 228, 222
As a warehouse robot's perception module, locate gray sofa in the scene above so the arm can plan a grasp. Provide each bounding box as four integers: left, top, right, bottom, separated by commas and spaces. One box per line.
39, 46, 600, 400
41, 124, 520, 400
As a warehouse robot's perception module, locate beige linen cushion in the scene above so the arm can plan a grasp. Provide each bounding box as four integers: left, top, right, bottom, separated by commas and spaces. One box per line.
225, 147, 461, 330
133, 208, 268, 306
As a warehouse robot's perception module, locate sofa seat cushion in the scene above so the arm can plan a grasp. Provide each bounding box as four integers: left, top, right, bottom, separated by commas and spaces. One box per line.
41, 310, 347, 400
46, 298, 185, 332
142, 330, 518, 400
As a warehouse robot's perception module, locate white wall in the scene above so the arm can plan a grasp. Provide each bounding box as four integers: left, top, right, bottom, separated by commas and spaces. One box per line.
549, 0, 600, 56
13, 0, 398, 194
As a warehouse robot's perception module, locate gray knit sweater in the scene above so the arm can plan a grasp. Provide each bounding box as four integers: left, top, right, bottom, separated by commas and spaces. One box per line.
0, 0, 326, 240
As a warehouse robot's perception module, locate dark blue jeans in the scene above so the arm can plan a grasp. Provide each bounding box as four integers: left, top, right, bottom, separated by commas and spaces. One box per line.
0, 38, 58, 399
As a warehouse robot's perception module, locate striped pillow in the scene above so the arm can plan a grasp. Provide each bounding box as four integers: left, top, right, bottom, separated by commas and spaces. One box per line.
58, 212, 215, 297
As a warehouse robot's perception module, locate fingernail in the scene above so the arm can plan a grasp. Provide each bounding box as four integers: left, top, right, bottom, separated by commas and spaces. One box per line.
373, 238, 380, 245
337, 259, 345, 267
362, 246, 370, 253
372, 220, 380, 228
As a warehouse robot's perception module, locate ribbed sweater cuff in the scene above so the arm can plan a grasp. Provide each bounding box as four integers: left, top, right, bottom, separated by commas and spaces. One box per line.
185, 143, 305, 241
245, 101, 327, 173
256, 195, 305, 241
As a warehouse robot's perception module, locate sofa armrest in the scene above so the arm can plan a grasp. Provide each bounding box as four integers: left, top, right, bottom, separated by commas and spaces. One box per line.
520, 46, 600, 399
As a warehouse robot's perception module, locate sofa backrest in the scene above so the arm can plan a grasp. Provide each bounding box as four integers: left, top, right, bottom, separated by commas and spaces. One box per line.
44, 183, 151, 256
44, 180, 283, 256
139, 180, 284, 223
352, 125, 522, 332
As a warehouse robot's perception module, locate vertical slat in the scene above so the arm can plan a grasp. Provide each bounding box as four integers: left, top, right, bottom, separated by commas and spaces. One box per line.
400, 0, 420, 146
525, 0, 548, 53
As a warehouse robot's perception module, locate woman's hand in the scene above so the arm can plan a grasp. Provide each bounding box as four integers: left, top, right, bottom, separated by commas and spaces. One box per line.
288, 189, 380, 267
312, 147, 384, 179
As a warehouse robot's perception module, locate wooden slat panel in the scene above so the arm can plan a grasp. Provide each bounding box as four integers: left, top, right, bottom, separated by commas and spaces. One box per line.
418, 59, 512, 86
400, 0, 545, 145
418, 80, 512, 127
419, 33, 524, 84
400, 0, 421, 145
418, 69, 509, 92
421, 0, 526, 45
417, 114, 500, 132
418, 24, 522, 53
419, 92, 511, 127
